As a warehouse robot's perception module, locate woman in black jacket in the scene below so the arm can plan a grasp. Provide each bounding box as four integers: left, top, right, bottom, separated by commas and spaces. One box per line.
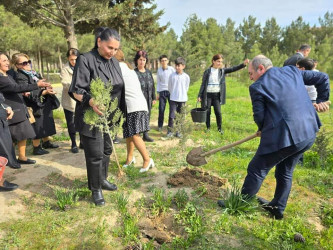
12, 53, 59, 155
197, 54, 249, 133
134, 50, 156, 142
69, 27, 126, 206
0, 52, 49, 165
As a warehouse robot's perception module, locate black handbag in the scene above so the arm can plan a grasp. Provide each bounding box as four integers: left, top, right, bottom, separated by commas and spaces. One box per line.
49, 95, 60, 110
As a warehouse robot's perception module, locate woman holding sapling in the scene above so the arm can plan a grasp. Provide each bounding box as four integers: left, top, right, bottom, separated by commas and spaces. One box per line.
69, 27, 126, 206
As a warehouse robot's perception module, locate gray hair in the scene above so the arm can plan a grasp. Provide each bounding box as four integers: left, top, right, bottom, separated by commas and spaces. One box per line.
251, 55, 273, 71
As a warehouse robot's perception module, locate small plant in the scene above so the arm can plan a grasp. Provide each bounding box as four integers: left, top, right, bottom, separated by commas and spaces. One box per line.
172, 105, 193, 151
174, 203, 205, 244
320, 202, 333, 227
173, 188, 189, 209
214, 213, 232, 234
310, 128, 333, 169
122, 214, 140, 243
116, 193, 129, 215
83, 77, 124, 176
54, 188, 79, 211
195, 184, 207, 197
223, 181, 258, 215
151, 188, 172, 216
95, 219, 108, 240
52, 132, 70, 141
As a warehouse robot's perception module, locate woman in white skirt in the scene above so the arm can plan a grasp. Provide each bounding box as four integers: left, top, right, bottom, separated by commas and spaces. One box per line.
115, 50, 154, 173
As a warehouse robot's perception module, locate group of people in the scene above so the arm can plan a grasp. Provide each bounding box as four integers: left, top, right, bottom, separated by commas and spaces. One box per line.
1, 29, 330, 221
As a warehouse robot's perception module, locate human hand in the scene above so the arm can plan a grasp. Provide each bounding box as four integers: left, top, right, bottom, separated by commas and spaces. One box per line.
6, 107, 14, 120
23, 92, 30, 97
244, 59, 250, 65
37, 79, 51, 88
197, 97, 201, 102
256, 131, 261, 137
152, 100, 156, 105
89, 98, 103, 116
313, 101, 330, 112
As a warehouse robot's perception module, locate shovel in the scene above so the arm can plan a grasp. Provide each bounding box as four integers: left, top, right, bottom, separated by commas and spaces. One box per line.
186, 132, 259, 166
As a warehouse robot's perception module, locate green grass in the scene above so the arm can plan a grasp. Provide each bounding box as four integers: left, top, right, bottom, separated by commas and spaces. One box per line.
1, 76, 332, 249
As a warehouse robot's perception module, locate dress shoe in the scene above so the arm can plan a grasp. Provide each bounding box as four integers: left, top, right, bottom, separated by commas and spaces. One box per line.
139, 158, 155, 173
123, 156, 136, 168
92, 190, 105, 206
101, 180, 117, 191
0, 180, 19, 192
43, 141, 59, 149
33, 145, 49, 155
17, 158, 36, 164
71, 146, 79, 153
257, 197, 283, 220
217, 200, 226, 208
8, 162, 21, 169
113, 136, 120, 144
143, 132, 154, 142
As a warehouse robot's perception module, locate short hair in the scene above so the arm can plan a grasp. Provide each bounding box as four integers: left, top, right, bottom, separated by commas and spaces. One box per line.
297, 58, 314, 70
94, 27, 120, 49
175, 57, 185, 65
66, 48, 80, 58
251, 55, 273, 71
299, 44, 311, 51
159, 55, 168, 61
134, 50, 148, 67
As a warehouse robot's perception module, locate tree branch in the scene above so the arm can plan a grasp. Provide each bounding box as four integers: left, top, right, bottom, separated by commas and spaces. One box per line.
34, 2, 65, 21
53, 0, 68, 23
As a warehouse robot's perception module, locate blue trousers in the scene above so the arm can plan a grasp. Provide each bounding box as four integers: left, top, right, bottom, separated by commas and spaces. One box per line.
158, 90, 170, 128
241, 136, 315, 213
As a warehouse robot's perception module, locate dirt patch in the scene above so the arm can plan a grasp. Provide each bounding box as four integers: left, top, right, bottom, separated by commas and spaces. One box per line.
167, 167, 228, 200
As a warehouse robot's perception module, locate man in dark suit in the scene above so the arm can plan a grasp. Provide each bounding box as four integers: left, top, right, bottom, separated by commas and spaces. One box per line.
218, 55, 330, 219
283, 44, 311, 66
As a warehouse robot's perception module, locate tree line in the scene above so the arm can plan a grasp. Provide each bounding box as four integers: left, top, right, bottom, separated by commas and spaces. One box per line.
0, 1, 332, 82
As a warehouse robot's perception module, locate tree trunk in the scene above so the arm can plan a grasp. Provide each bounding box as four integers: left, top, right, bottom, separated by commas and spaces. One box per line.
63, 6, 78, 50
41, 51, 44, 78
38, 49, 42, 77
58, 46, 63, 72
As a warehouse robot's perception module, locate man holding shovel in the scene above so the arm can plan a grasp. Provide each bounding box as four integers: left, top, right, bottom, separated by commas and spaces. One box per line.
218, 55, 330, 219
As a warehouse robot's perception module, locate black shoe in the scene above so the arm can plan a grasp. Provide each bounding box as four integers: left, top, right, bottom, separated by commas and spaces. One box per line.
33, 145, 49, 155
17, 158, 36, 164
71, 146, 79, 153
101, 180, 117, 191
0, 180, 19, 192
143, 132, 154, 142
113, 137, 120, 144
43, 141, 59, 149
92, 190, 105, 206
217, 200, 226, 208
8, 162, 21, 169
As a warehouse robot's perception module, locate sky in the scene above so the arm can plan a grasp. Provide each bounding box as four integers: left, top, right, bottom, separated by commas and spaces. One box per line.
155, 0, 333, 37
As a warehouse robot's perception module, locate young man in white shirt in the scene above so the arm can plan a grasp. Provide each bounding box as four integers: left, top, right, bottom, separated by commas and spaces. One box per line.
167, 57, 190, 137
156, 55, 175, 132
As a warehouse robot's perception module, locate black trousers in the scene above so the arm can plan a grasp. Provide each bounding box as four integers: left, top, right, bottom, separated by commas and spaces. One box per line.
81, 133, 112, 191
64, 109, 77, 147
168, 100, 185, 129
206, 93, 222, 130
158, 90, 170, 128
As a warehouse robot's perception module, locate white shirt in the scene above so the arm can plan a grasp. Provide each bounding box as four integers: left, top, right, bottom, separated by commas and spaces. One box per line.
156, 66, 175, 92
207, 67, 220, 93
119, 62, 148, 113
168, 71, 190, 102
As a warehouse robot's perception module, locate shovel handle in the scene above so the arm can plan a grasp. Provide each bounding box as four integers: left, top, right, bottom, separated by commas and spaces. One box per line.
200, 132, 259, 157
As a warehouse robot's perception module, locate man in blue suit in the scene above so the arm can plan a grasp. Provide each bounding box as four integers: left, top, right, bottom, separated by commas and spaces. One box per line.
218, 55, 330, 219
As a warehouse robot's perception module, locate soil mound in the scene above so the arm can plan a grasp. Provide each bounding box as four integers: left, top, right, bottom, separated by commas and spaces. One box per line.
167, 167, 228, 199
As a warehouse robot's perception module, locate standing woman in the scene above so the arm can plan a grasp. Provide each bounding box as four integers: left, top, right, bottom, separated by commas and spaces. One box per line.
197, 54, 249, 133
60, 48, 80, 153
69, 27, 126, 206
13, 53, 59, 155
134, 50, 156, 142
0, 52, 49, 165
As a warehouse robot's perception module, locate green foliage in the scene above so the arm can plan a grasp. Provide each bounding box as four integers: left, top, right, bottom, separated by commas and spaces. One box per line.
172, 105, 193, 150
150, 188, 172, 216
116, 193, 129, 215
54, 188, 79, 211
223, 181, 258, 216
320, 203, 333, 227
173, 188, 190, 209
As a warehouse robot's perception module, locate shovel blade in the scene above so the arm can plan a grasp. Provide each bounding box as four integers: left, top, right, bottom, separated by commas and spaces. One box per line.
186, 146, 207, 166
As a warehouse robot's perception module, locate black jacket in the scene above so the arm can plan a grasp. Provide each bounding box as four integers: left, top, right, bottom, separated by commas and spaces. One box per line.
0, 74, 38, 124
198, 63, 246, 109
69, 48, 126, 138
283, 52, 304, 66
134, 68, 156, 112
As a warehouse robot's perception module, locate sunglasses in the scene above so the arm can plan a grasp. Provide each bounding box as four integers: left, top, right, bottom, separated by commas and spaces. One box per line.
17, 60, 31, 66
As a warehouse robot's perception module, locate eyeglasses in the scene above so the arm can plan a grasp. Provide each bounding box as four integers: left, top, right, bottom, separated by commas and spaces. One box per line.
17, 60, 31, 66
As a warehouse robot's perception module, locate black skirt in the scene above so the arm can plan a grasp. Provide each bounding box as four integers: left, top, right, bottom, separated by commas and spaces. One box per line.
122, 111, 149, 138
33, 97, 56, 139
0, 120, 21, 168
9, 119, 36, 141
